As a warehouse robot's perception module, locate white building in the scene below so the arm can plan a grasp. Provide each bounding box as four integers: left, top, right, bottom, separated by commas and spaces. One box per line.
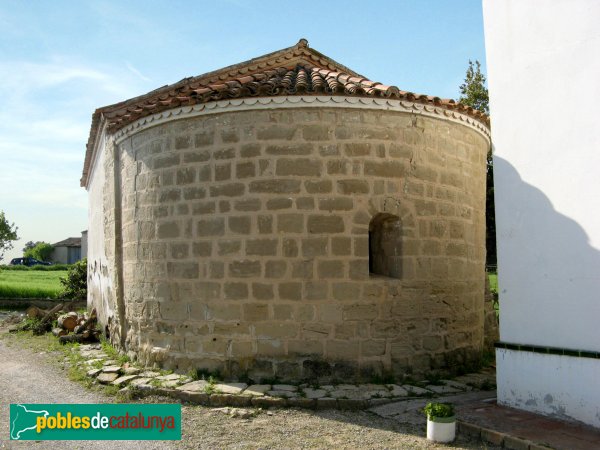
483, 0, 600, 427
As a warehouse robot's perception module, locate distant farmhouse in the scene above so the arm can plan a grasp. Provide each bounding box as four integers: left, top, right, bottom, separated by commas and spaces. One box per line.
51, 231, 87, 264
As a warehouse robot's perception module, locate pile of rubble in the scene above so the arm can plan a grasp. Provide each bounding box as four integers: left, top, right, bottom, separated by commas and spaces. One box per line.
10, 304, 100, 343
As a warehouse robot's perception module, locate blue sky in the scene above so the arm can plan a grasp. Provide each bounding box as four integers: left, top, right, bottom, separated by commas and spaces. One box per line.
0, 0, 486, 262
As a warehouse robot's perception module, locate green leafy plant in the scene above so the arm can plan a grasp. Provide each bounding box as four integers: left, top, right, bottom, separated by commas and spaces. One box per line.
59, 258, 87, 300
424, 402, 455, 419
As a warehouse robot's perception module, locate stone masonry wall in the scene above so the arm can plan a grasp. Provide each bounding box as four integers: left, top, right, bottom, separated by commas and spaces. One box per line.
99, 105, 488, 382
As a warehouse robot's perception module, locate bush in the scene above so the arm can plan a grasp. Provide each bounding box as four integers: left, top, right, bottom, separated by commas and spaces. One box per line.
59, 258, 87, 300
424, 402, 455, 419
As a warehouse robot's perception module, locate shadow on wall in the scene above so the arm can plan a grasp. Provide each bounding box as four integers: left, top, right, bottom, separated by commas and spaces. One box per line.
493, 156, 600, 350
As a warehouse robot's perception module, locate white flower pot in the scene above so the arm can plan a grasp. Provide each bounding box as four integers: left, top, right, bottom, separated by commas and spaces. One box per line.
426, 416, 456, 443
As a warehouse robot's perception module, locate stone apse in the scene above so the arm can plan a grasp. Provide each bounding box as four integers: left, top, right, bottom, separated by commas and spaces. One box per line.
82, 40, 490, 382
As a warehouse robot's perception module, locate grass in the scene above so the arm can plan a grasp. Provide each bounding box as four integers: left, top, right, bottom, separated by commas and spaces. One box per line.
0, 269, 67, 298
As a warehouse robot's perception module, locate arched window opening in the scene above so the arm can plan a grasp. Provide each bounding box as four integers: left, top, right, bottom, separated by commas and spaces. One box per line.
369, 213, 401, 278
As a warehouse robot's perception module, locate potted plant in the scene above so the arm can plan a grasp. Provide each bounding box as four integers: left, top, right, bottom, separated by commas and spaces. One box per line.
424, 402, 456, 443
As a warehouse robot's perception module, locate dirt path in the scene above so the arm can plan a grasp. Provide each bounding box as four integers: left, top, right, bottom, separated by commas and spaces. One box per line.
0, 334, 493, 449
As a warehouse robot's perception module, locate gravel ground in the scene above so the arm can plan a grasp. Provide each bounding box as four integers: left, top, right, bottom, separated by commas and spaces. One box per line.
0, 330, 497, 449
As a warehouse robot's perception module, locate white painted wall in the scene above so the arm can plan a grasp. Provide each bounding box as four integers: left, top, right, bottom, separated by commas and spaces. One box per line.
483, 0, 600, 427
87, 136, 112, 324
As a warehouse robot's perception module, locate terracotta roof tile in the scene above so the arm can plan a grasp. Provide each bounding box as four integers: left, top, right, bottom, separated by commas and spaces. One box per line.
82, 39, 489, 186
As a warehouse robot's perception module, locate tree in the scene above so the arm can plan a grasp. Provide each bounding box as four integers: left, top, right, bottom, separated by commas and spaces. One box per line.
459, 60, 489, 115
458, 60, 496, 267
0, 211, 19, 262
24, 242, 54, 262
22, 241, 42, 253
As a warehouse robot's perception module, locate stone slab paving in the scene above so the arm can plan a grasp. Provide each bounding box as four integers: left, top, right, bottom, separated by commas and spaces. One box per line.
214, 383, 248, 394
75, 343, 499, 413
101, 365, 121, 374
96, 372, 118, 384
244, 384, 271, 396
177, 380, 209, 392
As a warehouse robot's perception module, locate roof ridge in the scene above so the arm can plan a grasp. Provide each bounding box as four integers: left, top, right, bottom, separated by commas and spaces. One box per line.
99, 39, 362, 114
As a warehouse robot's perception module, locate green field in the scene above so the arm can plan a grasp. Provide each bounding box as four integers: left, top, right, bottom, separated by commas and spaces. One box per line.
0, 270, 67, 298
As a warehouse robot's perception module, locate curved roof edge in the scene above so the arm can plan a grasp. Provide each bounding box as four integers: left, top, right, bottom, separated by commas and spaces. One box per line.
81, 39, 489, 187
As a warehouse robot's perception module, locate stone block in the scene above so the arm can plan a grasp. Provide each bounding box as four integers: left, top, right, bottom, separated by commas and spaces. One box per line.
252, 283, 274, 300
235, 198, 261, 211
277, 214, 304, 233
240, 143, 261, 157
223, 282, 249, 300
194, 282, 221, 301
337, 180, 369, 194
243, 303, 269, 321
278, 282, 302, 300
327, 160, 348, 175
344, 143, 371, 157
228, 216, 251, 234
192, 201, 216, 215
361, 340, 386, 357
254, 323, 299, 339
265, 143, 312, 155
296, 197, 315, 210
214, 148, 235, 160
176, 168, 196, 185
249, 180, 301, 194
266, 197, 293, 210
327, 341, 359, 359
194, 131, 214, 147
236, 161, 255, 178
218, 240, 241, 256
206, 304, 240, 321
209, 183, 245, 197
288, 340, 323, 356
192, 241, 212, 257
273, 304, 293, 320
282, 238, 298, 257
157, 222, 180, 239
302, 124, 330, 141
154, 154, 180, 169
308, 216, 344, 233
318, 198, 353, 211
184, 150, 210, 163
317, 260, 344, 278
257, 126, 296, 140
214, 163, 231, 181
229, 260, 261, 278
343, 304, 378, 320
276, 159, 321, 176
265, 260, 287, 278
197, 218, 225, 237
247, 238, 278, 256
305, 180, 332, 194
332, 282, 361, 301
257, 340, 285, 356
364, 160, 405, 177
258, 215, 273, 234
167, 262, 199, 279
160, 302, 189, 321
